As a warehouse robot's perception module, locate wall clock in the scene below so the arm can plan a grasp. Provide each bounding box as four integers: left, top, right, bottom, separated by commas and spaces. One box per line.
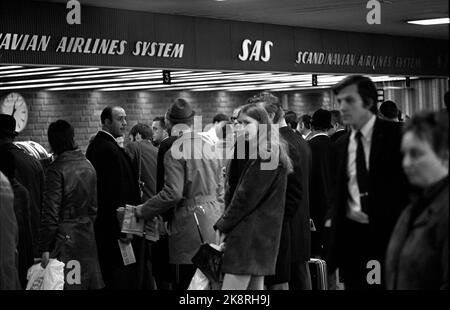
1, 92, 28, 132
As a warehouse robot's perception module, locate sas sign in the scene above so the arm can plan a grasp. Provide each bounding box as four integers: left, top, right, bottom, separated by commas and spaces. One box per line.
238, 39, 273, 62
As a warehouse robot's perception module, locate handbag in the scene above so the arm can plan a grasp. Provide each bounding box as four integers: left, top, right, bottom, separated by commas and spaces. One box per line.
191, 210, 223, 285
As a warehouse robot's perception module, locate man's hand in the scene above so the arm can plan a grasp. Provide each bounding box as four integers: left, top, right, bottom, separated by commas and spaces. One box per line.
119, 233, 134, 244
215, 230, 227, 249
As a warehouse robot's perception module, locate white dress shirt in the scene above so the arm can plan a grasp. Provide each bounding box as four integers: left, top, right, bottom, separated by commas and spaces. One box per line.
346, 115, 376, 224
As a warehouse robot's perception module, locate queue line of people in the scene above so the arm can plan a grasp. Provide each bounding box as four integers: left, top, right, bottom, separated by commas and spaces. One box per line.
0, 75, 448, 290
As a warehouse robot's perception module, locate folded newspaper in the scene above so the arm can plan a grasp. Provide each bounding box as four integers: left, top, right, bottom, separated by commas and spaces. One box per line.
120, 204, 160, 241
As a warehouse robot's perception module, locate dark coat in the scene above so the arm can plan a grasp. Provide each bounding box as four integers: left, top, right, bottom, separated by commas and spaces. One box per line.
0, 173, 21, 290
266, 126, 306, 284
10, 179, 34, 289
330, 129, 347, 144
385, 178, 448, 290
156, 136, 179, 192
308, 134, 333, 233
328, 118, 410, 272
5, 143, 44, 257
290, 130, 312, 263
215, 156, 288, 276
125, 140, 158, 201
39, 150, 104, 289
86, 131, 141, 272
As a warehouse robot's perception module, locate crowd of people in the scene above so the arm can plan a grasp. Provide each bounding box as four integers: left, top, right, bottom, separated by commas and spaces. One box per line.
0, 75, 448, 290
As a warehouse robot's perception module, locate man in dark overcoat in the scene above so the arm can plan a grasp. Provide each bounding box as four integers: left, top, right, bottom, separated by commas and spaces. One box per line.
308, 109, 334, 258
86, 106, 143, 289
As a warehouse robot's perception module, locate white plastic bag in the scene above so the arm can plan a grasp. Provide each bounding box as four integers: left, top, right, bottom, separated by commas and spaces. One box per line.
26, 259, 65, 290
187, 269, 210, 290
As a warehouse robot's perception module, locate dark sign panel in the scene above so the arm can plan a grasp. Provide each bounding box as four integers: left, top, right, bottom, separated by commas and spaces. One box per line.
0, 1, 447, 76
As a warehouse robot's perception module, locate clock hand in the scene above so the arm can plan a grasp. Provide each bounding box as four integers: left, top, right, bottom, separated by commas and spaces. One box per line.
11, 102, 16, 116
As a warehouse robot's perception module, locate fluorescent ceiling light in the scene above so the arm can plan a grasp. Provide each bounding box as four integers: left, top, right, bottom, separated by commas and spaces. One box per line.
1, 83, 66, 90
407, 17, 449, 25
0, 67, 100, 78
99, 84, 170, 91
46, 80, 165, 91
151, 85, 212, 91
171, 71, 222, 77
0, 66, 23, 70
0, 67, 61, 76
0, 74, 164, 85
172, 80, 232, 86
52, 68, 132, 77
173, 72, 243, 81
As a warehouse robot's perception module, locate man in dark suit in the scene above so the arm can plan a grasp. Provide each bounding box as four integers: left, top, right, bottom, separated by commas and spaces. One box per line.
329, 110, 347, 143
253, 93, 311, 290
308, 109, 334, 259
86, 106, 143, 289
328, 75, 410, 290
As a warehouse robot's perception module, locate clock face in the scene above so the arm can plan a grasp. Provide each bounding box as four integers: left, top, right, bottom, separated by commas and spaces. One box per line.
1, 93, 28, 132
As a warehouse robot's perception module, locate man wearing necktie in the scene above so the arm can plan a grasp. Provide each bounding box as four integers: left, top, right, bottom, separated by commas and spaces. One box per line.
327, 75, 410, 290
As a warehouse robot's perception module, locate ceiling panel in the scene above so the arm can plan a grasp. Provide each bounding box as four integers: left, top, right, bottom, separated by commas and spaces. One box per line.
31, 0, 449, 39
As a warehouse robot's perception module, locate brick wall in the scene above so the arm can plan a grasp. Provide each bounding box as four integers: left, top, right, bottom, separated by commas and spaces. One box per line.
14, 90, 255, 153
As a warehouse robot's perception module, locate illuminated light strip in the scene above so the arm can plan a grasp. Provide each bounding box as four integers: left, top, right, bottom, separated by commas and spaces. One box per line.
1, 73, 165, 86
172, 72, 245, 81
58, 78, 162, 87
0, 83, 67, 90
370, 76, 409, 82
191, 86, 252, 92
52, 68, 133, 77
170, 80, 233, 87
225, 74, 291, 81
0, 66, 23, 70
150, 85, 212, 91
168, 70, 192, 75
261, 75, 312, 82
113, 70, 163, 77
1, 77, 72, 85
99, 84, 171, 91
46, 80, 166, 91
49, 71, 149, 79
271, 86, 330, 92
0, 66, 61, 76
407, 17, 449, 25
171, 71, 222, 77
0, 67, 101, 78
1, 76, 162, 88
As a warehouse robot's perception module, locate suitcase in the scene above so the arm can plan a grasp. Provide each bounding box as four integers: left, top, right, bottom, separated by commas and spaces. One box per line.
308, 258, 328, 290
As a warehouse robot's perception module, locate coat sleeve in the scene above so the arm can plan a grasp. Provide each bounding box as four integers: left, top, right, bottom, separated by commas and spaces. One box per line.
214, 159, 281, 234
284, 146, 303, 220
39, 167, 62, 253
140, 148, 184, 220
87, 146, 127, 238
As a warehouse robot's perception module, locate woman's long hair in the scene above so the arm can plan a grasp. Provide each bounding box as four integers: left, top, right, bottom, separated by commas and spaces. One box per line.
239, 104, 293, 174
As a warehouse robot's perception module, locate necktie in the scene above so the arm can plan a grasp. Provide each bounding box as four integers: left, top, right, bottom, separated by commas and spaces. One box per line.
355, 131, 369, 214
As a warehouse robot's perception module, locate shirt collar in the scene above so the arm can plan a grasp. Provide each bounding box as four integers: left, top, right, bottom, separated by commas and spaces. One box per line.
100, 129, 118, 143
310, 132, 329, 139
351, 115, 376, 141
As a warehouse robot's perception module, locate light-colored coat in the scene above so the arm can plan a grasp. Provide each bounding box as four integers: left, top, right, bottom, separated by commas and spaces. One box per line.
141, 131, 224, 264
